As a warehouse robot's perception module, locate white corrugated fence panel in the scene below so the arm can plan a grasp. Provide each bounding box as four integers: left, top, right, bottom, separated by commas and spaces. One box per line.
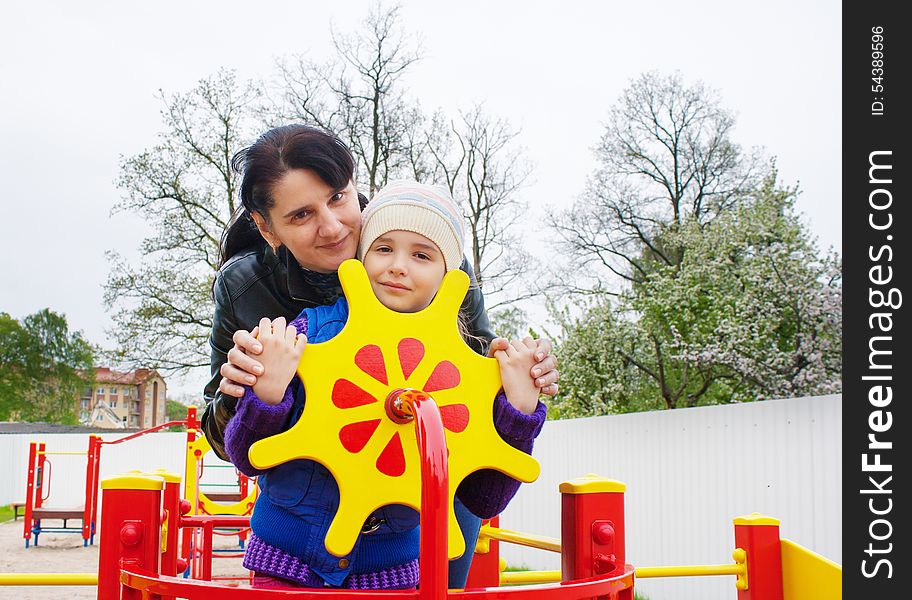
498, 394, 841, 600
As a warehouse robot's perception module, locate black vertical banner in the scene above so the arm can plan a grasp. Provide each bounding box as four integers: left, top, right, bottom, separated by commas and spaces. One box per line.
843, 2, 908, 597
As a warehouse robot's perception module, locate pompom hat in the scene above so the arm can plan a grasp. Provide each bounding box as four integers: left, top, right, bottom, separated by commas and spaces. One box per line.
358, 180, 466, 271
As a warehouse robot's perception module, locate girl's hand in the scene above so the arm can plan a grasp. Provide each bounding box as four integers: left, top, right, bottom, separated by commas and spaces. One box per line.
219, 326, 264, 398
488, 337, 559, 397
493, 338, 540, 415
250, 317, 307, 405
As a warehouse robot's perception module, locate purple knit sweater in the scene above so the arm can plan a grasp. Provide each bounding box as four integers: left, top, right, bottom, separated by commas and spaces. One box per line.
224, 312, 547, 587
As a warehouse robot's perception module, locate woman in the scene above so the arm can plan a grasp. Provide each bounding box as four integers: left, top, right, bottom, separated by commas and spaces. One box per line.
200, 123, 559, 587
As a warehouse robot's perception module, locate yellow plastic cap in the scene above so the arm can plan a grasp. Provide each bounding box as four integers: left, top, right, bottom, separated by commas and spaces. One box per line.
733, 512, 780, 526
152, 469, 182, 483
101, 474, 165, 491
559, 474, 626, 494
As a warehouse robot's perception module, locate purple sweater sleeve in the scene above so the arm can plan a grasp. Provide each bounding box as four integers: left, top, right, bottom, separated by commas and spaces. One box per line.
456, 392, 547, 519
224, 386, 295, 477
223, 314, 308, 477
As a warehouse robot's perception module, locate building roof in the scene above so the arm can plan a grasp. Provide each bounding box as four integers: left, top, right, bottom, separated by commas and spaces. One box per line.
92, 367, 163, 385
0, 422, 143, 435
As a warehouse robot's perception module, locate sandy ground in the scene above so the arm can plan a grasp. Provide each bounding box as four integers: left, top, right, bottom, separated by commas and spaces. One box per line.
0, 517, 250, 599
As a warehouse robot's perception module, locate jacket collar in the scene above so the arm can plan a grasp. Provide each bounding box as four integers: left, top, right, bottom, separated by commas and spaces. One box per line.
270, 245, 343, 304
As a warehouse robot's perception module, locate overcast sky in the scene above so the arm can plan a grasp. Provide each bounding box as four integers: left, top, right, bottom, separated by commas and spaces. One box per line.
0, 0, 841, 397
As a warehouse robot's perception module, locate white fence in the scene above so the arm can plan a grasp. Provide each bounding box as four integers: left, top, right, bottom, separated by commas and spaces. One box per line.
498, 394, 841, 600
0, 394, 840, 600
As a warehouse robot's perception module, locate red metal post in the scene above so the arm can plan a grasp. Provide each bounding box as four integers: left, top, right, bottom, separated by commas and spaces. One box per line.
201, 520, 214, 581
22, 441, 37, 544
560, 475, 630, 600
465, 516, 501, 588
36, 442, 46, 508
396, 389, 449, 600
181, 424, 198, 572
92, 435, 102, 535
734, 513, 784, 600
186, 405, 198, 430
97, 474, 164, 600
82, 435, 99, 544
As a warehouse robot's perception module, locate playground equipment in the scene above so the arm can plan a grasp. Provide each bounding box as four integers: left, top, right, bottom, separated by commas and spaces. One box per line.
21, 435, 102, 547
19, 405, 255, 556
0, 261, 842, 597
182, 411, 257, 580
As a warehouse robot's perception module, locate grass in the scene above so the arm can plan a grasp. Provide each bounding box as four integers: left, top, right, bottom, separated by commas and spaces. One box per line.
0, 504, 14, 523
502, 564, 531, 572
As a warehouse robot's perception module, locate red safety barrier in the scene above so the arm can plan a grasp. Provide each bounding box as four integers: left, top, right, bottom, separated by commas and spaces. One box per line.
93, 393, 637, 599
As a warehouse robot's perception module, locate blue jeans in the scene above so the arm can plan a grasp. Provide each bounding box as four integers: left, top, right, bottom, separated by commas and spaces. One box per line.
448, 498, 482, 588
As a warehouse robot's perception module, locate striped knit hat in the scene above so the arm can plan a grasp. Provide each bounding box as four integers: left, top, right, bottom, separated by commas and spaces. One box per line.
358, 180, 466, 271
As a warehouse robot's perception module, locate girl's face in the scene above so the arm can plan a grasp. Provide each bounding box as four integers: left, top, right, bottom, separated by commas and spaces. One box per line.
253, 169, 361, 274
362, 230, 447, 313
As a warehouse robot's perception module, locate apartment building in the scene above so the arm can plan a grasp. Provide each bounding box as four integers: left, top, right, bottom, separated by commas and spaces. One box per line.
78, 368, 167, 429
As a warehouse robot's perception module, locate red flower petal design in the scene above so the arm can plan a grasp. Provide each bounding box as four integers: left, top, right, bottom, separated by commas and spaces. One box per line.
355, 344, 387, 385
439, 404, 469, 433
332, 379, 378, 409
423, 360, 460, 393
376, 432, 406, 477
339, 419, 381, 453
398, 338, 424, 380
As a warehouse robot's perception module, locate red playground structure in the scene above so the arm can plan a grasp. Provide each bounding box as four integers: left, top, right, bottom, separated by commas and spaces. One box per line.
21, 435, 102, 547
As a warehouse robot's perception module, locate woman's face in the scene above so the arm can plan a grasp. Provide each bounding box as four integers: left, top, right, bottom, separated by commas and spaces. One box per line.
254, 169, 362, 273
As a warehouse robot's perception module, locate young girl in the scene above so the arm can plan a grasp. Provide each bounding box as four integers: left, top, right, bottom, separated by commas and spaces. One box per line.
224, 180, 547, 590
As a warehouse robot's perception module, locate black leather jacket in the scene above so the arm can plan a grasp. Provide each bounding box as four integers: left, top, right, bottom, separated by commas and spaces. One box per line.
201, 243, 496, 460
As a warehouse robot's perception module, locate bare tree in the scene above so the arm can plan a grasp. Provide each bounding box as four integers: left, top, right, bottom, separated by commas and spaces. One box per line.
104, 70, 260, 372
269, 3, 537, 314
554, 71, 767, 292
270, 1, 421, 195
420, 106, 535, 310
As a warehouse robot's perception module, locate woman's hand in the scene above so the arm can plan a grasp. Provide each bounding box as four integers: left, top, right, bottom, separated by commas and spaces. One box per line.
493, 339, 540, 415
251, 317, 307, 405
488, 336, 559, 396
218, 327, 266, 398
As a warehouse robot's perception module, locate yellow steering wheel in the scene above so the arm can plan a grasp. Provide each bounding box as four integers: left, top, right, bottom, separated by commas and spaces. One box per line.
249, 259, 539, 559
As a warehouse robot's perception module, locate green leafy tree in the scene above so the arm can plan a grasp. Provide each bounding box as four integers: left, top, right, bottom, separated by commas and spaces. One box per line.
548, 300, 663, 419
552, 176, 841, 416
0, 309, 94, 423
0, 313, 29, 418
637, 176, 842, 402
165, 398, 191, 430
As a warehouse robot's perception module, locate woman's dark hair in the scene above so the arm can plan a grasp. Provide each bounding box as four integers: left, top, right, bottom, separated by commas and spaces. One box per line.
218, 124, 361, 267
